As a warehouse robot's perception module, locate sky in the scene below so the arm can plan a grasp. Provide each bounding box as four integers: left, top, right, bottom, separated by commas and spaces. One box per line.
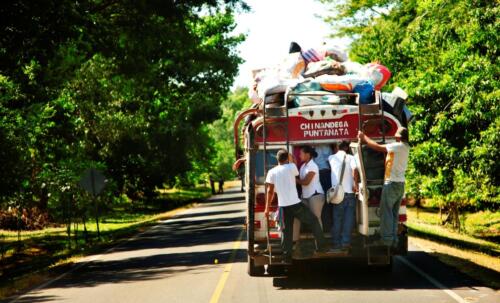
232, 0, 351, 88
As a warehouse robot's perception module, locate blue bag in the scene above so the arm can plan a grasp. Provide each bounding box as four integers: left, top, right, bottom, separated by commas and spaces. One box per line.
353, 81, 374, 104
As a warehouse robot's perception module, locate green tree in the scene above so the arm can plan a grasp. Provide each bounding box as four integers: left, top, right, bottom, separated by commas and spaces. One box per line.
0, 0, 247, 227
321, 0, 499, 227
207, 87, 251, 181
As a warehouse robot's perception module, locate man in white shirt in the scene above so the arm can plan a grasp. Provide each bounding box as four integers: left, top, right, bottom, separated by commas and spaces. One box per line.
358, 127, 410, 247
328, 141, 358, 251
265, 149, 328, 263
294, 146, 326, 241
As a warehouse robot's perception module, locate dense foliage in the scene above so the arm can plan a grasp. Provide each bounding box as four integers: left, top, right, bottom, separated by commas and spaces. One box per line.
321, 0, 499, 220
0, 0, 246, 228
207, 87, 251, 180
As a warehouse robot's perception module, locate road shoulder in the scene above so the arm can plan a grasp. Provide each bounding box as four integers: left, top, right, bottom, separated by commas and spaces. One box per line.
410, 237, 500, 290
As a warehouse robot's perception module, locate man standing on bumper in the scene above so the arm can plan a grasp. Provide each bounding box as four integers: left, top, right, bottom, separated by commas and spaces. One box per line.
328, 141, 359, 251
265, 149, 328, 262
358, 127, 410, 247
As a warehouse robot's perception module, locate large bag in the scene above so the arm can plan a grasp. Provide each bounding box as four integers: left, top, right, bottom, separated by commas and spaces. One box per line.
316, 74, 365, 92
291, 91, 340, 107
323, 46, 348, 62
353, 80, 375, 104
303, 59, 346, 78
278, 52, 306, 79
365, 63, 391, 90
327, 154, 346, 204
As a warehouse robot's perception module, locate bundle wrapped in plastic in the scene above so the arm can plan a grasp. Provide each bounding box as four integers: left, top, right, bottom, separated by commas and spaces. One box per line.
256, 70, 300, 101
289, 80, 323, 93
301, 45, 348, 64
342, 61, 368, 75
324, 46, 348, 62
301, 48, 325, 64
278, 52, 306, 79
316, 74, 367, 92
365, 63, 391, 90
291, 91, 341, 107
353, 80, 375, 104
303, 59, 346, 78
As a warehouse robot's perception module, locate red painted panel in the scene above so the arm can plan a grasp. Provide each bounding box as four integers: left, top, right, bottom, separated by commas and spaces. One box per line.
255, 113, 399, 142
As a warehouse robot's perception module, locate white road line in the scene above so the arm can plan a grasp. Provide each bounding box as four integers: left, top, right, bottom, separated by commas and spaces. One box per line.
396, 256, 468, 303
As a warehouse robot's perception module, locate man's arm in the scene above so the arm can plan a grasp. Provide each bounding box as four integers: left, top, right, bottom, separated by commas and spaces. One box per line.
232, 157, 246, 171
265, 183, 275, 217
296, 172, 315, 185
353, 168, 359, 192
358, 131, 387, 153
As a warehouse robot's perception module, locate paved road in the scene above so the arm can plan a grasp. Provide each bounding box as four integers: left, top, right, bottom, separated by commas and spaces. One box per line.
6, 189, 499, 303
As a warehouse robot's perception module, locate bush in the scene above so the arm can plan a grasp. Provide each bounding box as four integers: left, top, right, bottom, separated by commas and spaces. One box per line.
0, 207, 51, 230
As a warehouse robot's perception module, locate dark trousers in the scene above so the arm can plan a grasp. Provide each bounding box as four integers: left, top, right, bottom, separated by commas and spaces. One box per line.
281, 202, 327, 260
319, 169, 332, 192
331, 193, 357, 248
319, 169, 333, 232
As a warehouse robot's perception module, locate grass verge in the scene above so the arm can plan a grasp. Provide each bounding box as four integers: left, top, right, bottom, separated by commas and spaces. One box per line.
407, 207, 500, 289
407, 207, 499, 257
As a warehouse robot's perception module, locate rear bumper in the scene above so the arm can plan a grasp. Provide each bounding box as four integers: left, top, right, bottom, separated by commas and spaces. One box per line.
249, 226, 408, 264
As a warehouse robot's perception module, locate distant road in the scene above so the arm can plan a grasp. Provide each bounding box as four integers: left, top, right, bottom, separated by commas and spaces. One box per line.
5, 189, 498, 303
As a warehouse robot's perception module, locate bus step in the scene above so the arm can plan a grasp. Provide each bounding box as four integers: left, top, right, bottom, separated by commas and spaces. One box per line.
263, 254, 287, 264
265, 244, 283, 253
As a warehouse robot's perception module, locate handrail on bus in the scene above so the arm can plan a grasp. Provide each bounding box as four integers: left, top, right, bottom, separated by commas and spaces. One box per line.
233, 107, 260, 160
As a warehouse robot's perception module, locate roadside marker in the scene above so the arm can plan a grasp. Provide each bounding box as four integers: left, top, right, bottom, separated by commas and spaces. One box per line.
396, 256, 468, 303
209, 230, 243, 303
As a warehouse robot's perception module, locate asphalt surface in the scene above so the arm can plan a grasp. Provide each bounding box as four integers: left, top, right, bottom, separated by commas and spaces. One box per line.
6, 188, 499, 303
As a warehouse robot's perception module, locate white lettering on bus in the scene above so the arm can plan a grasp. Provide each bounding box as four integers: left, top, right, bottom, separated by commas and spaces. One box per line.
301, 121, 350, 138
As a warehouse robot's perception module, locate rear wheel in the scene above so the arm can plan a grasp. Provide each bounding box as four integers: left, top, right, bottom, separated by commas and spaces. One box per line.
247, 255, 265, 276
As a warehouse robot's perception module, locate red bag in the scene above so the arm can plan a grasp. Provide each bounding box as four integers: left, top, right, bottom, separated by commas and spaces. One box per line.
366, 63, 391, 90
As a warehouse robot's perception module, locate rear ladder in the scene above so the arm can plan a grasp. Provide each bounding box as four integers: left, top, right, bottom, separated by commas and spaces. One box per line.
262, 98, 290, 264
358, 91, 391, 265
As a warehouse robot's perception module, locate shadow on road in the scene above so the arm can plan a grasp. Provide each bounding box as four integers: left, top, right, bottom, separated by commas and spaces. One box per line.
169, 209, 243, 220
7, 295, 59, 303
271, 250, 494, 291
2, 190, 247, 303
203, 195, 246, 204
109, 215, 245, 253
48, 248, 246, 289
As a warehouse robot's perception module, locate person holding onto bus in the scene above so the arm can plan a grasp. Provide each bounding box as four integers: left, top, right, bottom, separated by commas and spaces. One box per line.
358, 127, 410, 247
294, 146, 326, 241
297, 145, 325, 227
265, 149, 328, 263
328, 141, 358, 251
314, 144, 334, 192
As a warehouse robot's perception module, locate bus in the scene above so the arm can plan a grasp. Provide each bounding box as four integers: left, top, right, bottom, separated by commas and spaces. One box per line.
233, 91, 410, 276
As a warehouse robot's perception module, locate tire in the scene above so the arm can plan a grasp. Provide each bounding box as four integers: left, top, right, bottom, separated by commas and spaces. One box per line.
247, 255, 265, 276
